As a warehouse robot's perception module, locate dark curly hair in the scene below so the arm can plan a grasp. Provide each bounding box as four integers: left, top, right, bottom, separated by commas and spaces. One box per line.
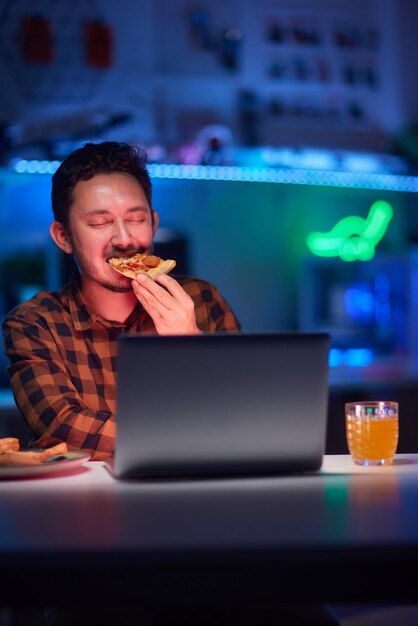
51, 142, 152, 229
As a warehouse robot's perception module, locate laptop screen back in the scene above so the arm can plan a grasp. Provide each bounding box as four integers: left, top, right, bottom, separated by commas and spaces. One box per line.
114, 333, 330, 478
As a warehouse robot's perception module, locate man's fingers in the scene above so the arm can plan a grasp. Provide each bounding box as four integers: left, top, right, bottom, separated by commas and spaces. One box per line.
132, 280, 168, 324
132, 274, 199, 335
133, 286, 164, 323
133, 274, 173, 310
154, 273, 191, 302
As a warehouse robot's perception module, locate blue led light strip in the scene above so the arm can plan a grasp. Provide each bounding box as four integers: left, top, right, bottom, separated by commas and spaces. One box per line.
12, 160, 418, 193
329, 348, 374, 367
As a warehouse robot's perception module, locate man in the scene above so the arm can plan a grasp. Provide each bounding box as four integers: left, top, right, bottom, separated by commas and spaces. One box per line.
2, 142, 340, 626
2, 141, 240, 459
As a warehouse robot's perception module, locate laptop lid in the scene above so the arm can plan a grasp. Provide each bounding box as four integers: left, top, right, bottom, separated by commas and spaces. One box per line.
114, 332, 330, 479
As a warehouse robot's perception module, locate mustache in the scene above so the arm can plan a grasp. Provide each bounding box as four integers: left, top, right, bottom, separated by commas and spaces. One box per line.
106, 247, 148, 260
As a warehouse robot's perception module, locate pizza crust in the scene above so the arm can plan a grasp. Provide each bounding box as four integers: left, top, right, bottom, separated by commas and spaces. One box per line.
0, 440, 69, 466
108, 254, 176, 280
0, 437, 19, 454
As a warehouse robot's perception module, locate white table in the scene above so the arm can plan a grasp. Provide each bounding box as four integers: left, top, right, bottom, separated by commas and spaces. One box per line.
1, 454, 418, 607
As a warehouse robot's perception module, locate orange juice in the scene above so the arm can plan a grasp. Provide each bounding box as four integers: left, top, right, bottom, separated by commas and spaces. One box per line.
346, 414, 399, 465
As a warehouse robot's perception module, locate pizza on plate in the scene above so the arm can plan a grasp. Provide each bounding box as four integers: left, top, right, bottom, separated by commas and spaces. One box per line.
107, 253, 176, 280
0, 439, 69, 466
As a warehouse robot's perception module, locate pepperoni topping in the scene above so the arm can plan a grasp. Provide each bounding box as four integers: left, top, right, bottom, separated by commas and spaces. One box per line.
143, 255, 160, 268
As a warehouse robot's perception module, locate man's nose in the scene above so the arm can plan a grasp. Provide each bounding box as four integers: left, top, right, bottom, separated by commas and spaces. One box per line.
111, 219, 133, 247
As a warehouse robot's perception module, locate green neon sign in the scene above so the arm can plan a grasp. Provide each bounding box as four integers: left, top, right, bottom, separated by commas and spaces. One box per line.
306, 200, 393, 262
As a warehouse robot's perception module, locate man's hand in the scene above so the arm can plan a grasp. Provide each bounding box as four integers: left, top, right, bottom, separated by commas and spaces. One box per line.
132, 273, 202, 335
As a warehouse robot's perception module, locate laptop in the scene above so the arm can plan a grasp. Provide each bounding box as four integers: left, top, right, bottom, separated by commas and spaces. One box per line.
112, 332, 330, 479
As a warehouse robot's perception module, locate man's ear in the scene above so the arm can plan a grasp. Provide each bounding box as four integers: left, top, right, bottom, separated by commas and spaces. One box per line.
49, 221, 73, 254
152, 210, 159, 237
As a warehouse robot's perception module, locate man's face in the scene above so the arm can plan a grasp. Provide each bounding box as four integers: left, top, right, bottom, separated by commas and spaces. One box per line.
65, 172, 158, 293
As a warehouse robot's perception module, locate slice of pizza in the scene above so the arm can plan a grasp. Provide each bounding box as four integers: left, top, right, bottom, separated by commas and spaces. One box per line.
0, 437, 20, 454
107, 253, 176, 280
0, 441, 69, 466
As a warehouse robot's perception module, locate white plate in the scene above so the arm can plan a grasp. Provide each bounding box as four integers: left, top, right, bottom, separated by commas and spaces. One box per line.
0, 451, 91, 479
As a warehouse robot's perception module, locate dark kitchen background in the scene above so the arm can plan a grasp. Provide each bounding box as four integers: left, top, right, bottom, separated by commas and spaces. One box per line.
1, 0, 418, 453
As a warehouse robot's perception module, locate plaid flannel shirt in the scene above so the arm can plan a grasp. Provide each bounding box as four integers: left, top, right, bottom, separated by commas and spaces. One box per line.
2, 274, 240, 460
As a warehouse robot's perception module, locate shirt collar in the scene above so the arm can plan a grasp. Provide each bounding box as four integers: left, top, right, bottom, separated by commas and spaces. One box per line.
68, 273, 140, 331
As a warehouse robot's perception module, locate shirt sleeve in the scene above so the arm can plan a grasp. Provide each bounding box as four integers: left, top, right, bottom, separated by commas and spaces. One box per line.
2, 313, 115, 461
205, 283, 241, 332
181, 278, 241, 332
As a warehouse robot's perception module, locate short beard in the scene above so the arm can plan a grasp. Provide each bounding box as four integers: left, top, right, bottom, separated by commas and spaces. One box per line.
91, 276, 133, 293
105, 284, 133, 293
70, 251, 134, 294
66, 227, 146, 293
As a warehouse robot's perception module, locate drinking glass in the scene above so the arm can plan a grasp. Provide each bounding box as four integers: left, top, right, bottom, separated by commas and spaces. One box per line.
345, 401, 399, 466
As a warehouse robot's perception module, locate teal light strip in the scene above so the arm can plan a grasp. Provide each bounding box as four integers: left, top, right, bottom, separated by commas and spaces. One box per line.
11, 159, 418, 192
